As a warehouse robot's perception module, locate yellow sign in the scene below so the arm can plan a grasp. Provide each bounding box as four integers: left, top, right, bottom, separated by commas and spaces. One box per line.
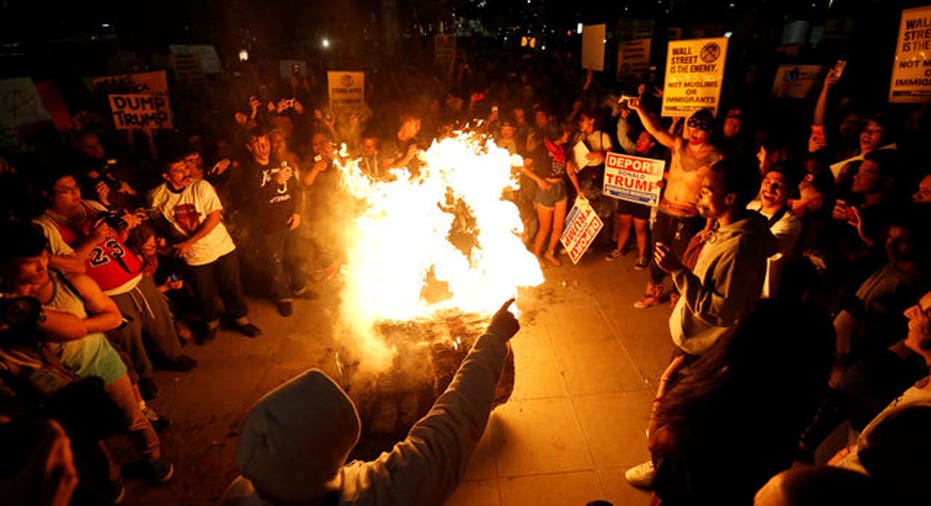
327, 71, 365, 113
661, 37, 728, 117
889, 6, 931, 103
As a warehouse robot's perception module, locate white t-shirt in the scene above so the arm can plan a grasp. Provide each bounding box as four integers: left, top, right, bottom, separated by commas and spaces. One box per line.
148, 179, 236, 266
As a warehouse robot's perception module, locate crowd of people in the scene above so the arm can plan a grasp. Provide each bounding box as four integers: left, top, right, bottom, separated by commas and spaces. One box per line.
0, 33, 930, 506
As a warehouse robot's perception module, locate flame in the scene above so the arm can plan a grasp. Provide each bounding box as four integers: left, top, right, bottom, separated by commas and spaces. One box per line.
333, 131, 543, 368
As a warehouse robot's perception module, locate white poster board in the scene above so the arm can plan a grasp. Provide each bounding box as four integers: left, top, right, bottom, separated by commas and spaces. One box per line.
889, 6, 931, 103
582, 24, 607, 71
661, 37, 728, 117
602, 152, 665, 206
560, 198, 604, 265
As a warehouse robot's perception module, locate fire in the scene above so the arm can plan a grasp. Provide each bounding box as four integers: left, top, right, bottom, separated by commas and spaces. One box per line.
333, 131, 544, 370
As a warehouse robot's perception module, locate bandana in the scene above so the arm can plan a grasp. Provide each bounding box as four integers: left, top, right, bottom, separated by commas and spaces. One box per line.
687, 110, 715, 134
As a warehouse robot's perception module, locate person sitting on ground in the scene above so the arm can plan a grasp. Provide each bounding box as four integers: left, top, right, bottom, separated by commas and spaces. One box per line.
0, 222, 174, 487
219, 299, 521, 506
830, 288, 931, 506
647, 299, 834, 505
148, 153, 260, 342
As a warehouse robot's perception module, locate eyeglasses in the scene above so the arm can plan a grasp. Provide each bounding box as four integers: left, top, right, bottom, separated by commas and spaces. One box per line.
53, 184, 80, 195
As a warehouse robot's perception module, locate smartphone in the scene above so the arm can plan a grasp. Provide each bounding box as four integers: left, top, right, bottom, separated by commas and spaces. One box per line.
170, 273, 181, 282
833, 60, 847, 80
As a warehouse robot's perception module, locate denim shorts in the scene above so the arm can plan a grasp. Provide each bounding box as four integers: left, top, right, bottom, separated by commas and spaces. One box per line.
534, 180, 567, 208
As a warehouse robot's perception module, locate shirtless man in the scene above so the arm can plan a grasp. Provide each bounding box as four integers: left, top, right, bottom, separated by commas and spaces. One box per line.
628, 99, 722, 308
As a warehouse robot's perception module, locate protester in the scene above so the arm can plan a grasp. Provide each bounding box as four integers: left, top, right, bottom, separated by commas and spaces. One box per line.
218, 299, 520, 506
747, 167, 802, 298
626, 99, 723, 309
0, 222, 174, 487
148, 154, 260, 341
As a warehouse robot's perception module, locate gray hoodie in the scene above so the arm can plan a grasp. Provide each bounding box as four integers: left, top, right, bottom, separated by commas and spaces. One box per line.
669, 213, 778, 355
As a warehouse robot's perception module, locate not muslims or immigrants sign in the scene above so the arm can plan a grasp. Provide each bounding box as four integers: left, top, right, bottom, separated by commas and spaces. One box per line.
889, 5, 931, 103
661, 37, 728, 117
561, 198, 604, 265
602, 152, 665, 206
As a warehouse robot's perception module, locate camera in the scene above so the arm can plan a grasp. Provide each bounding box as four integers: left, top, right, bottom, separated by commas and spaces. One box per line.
97, 210, 128, 231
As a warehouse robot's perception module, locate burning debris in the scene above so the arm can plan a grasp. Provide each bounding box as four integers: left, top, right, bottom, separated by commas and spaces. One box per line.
327, 131, 538, 448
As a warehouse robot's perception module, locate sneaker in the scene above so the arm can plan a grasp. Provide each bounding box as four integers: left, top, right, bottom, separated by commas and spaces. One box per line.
634, 256, 649, 270
605, 249, 624, 261
235, 322, 261, 338
624, 461, 656, 489
144, 459, 174, 484
277, 301, 293, 317
137, 377, 158, 401
159, 354, 197, 372
634, 285, 666, 310
141, 405, 171, 433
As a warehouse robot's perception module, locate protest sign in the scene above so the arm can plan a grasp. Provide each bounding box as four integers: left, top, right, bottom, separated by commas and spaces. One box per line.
0, 78, 53, 128
770, 65, 825, 99
616, 18, 654, 41
108, 94, 172, 130
435, 34, 456, 65
889, 6, 931, 103
582, 24, 607, 71
327, 71, 365, 113
92, 71, 168, 96
280, 60, 307, 79
170, 53, 207, 90
560, 198, 604, 265
169, 45, 222, 74
661, 37, 728, 117
602, 152, 665, 206
0, 77, 55, 152
617, 38, 651, 80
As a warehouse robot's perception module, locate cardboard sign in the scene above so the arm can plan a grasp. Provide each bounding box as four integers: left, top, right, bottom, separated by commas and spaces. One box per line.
662, 37, 728, 117
0, 78, 53, 128
435, 34, 457, 65
770, 65, 825, 99
170, 53, 207, 90
92, 71, 168, 96
582, 24, 607, 71
280, 60, 307, 79
889, 6, 931, 103
616, 18, 654, 41
169, 44, 222, 74
617, 38, 651, 80
327, 71, 365, 113
602, 152, 665, 206
560, 198, 604, 265
108, 94, 172, 130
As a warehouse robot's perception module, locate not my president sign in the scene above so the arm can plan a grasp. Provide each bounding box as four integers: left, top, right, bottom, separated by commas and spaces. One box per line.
662, 37, 728, 117
107, 94, 172, 130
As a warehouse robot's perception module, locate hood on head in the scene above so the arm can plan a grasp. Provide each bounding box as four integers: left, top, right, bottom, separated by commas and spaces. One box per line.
237, 369, 360, 503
